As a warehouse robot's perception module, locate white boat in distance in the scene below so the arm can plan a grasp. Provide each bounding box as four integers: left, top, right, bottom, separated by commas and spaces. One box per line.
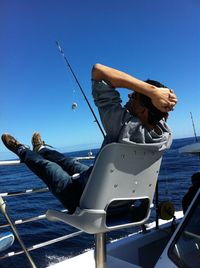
179, 142, 200, 155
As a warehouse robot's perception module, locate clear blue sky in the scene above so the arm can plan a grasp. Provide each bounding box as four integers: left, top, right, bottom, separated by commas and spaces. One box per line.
0, 0, 199, 159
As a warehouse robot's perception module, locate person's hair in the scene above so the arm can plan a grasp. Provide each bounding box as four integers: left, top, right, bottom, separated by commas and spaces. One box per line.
191, 172, 200, 186
138, 79, 168, 125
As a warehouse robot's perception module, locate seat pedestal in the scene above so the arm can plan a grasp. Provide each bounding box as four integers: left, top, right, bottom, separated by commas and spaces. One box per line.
94, 233, 107, 268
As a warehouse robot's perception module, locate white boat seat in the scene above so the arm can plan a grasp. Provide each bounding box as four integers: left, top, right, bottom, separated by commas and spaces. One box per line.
46, 142, 163, 234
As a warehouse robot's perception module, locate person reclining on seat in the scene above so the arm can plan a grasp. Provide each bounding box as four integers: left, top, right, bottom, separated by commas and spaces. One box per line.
1, 64, 177, 214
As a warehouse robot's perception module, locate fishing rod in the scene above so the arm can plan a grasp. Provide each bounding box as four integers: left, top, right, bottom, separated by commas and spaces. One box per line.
190, 112, 198, 142
56, 41, 105, 138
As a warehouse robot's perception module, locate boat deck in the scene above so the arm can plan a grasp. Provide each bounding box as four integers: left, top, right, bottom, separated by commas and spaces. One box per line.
48, 213, 183, 268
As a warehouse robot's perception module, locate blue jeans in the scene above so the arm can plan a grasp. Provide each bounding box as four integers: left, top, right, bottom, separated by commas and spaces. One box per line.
19, 148, 92, 213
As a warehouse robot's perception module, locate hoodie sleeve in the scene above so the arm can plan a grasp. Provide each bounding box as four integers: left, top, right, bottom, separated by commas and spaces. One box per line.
92, 80, 127, 139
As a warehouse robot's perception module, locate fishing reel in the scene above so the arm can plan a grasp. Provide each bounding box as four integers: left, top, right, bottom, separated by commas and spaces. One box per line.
158, 200, 175, 220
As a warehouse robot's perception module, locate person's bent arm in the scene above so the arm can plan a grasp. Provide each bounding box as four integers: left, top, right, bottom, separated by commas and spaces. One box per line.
92, 63, 177, 112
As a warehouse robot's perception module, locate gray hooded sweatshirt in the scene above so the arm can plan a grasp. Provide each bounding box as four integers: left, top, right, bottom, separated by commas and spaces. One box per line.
92, 80, 172, 152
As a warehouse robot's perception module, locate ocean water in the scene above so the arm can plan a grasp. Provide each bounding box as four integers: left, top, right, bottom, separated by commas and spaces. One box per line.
0, 137, 199, 268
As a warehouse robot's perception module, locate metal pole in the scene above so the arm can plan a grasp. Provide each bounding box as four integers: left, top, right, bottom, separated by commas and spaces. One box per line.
0, 197, 37, 268
56, 41, 105, 138
94, 233, 107, 268
0, 230, 84, 260
155, 182, 159, 229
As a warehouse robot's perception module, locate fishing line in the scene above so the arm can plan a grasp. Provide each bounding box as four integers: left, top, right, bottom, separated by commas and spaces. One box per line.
72, 88, 77, 110
56, 41, 105, 137
164, 163, 170, 197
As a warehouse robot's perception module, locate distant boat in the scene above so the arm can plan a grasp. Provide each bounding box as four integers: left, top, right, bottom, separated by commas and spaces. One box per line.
179, 112, 200, 156
179, 142, 200, 155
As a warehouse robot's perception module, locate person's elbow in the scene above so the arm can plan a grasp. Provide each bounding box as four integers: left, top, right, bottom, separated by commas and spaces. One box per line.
92, 63, 104, 80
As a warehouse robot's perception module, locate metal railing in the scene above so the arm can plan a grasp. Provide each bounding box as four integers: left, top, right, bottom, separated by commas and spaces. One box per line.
0, 157, 94, 267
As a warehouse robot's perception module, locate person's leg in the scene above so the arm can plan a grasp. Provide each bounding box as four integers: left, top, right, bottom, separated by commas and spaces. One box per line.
31, 132, 89, 175
20, 149, 70, 191
39, 148, 93, 191
19, 149, 83, 213
1, 133, 87, 213
38, 148, 89, 175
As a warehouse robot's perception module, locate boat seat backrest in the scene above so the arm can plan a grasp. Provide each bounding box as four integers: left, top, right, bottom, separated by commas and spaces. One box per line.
80, 142, 162, 210
46, 142, 163, 234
